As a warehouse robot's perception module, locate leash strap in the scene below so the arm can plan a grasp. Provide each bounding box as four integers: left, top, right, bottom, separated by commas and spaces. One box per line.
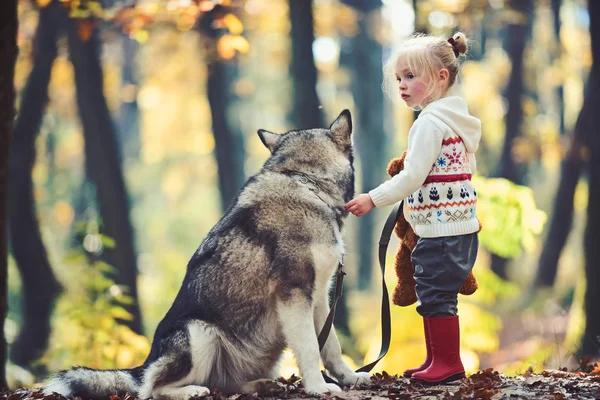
317, 260, 346, 349
356, 201, 400, 372
317, 201, 402, 375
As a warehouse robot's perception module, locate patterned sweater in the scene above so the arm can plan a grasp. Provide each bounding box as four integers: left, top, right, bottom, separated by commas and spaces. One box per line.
369, 96, 481, 238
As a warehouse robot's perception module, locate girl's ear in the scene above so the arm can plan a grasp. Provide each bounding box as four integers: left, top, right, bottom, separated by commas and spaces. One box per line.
439, 68, 450, 82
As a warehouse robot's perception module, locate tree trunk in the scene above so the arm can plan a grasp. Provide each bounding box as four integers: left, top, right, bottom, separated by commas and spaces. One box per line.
197, 7, 246, 212
581, 0, 600, 357
582, 125, 600, 356
118, 34, 140, 162
288, 0, 324, 129
288, 0, 353, 335
413, 0, 427, 34
208, 59, 246, 212
341, 0, 385, 294
533, 108, 588, 288
490, 0, 534, 280
552, 0, 566, 136
533, 0, 596, 289
8, 2, 62, 369
66, 16, 142, 334
0, 0, 18, 389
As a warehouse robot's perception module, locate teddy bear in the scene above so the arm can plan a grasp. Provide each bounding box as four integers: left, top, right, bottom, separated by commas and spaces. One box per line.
387, 151, 479, 307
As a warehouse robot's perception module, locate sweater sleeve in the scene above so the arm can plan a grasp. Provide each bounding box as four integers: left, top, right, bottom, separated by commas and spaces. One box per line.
369, 118, 444, 208
468, 152, 477, 174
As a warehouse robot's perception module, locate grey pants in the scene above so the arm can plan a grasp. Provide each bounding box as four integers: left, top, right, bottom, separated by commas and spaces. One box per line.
411, 233, 479, 317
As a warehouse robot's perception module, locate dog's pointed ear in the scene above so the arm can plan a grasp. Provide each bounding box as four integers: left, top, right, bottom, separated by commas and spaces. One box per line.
257, 129, 279, 153
329, 109, 352, 149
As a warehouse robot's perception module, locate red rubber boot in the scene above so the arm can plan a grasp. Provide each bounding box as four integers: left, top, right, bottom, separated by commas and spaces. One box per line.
411, 315, 465, 385
403, 318, 431, 378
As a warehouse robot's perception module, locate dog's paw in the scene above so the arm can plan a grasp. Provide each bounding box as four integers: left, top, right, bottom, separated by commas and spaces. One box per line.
303, 382, 341, 395
240, 379, 287, 395
339, 371, 371, 386
178, 385, 211, 399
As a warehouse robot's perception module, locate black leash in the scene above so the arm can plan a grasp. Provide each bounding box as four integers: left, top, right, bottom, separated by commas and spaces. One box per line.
318, 201, 402, 379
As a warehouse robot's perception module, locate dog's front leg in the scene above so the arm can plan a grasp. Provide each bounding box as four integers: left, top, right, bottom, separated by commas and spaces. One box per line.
276, 291, 341, 395
313, 293, 371, 387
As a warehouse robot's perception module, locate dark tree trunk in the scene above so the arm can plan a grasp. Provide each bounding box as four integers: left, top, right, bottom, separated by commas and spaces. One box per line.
552, 0, 565, 136
8, 2, 62, 369
289, 0, 325, 129
583, 124, 600, 356
0, 0, 18, 389
118, 34, 140, 161
533, 107, 588, 288
581, 0, 600, 357
288, 0, 352, 335
341, 0, 385, 293
208, 60, 246, 211
477, 9, 490, 61
66, 17, 142, 334
533, 0, 596, 289
411, 0, 426, 121
197, 7, 246, 212
413, 0, 426, 34
490, 0, 534, 280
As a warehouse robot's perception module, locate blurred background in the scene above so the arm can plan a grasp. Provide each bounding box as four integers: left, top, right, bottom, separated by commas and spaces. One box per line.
3, 0, 600, 389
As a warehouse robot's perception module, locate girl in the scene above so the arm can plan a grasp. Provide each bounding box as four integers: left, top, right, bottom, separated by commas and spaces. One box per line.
344, 32, 481, 385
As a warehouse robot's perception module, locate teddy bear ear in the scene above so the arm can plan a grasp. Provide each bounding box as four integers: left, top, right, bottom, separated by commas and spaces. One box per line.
387, 158, 404, 177
387, 150, 409, 177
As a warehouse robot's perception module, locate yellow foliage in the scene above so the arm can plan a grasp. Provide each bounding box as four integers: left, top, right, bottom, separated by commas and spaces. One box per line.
502, 341, 554, 376
53, 201, 75, 226
314, 3, 354, 37
134, 29, 149, 43
32, 162, 48, 186
223, 13, 244, 35
278, 349, 299, 379
42, 256, 150, 372
177, 11, 197, 32
574, 180, 589, 212
430, 0, 468, 13
474, 176, 547, 258
161, 165, 189, 207
217, 35, 250, 59
563, 278, 586, 358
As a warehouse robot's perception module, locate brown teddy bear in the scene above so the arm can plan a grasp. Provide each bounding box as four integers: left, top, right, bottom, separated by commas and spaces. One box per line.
387, 151, 479, 307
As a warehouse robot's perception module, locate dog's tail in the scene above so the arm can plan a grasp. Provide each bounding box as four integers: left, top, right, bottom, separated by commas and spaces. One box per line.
43, 366, 143, 400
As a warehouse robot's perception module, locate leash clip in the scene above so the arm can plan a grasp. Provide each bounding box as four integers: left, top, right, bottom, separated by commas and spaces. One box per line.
335, 258, 346, 298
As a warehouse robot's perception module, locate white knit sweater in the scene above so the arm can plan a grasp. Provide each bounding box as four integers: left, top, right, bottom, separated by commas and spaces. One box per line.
369, 96, 482, 238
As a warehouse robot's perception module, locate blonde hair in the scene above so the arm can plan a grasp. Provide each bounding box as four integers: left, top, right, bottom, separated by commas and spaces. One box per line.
383, 32, 468, 107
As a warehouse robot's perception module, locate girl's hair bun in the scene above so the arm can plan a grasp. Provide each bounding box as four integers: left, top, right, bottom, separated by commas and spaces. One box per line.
450, 32, 468, 56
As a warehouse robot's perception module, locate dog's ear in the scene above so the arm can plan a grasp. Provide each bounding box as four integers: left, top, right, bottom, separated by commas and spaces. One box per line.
257, 129, 279, 153
329, 109, 352, 149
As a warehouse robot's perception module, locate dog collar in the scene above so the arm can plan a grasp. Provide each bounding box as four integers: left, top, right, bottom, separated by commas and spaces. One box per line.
285, 171, 330, 204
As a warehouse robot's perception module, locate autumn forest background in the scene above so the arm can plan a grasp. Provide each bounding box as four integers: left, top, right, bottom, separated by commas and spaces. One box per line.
1, 0, 600, 391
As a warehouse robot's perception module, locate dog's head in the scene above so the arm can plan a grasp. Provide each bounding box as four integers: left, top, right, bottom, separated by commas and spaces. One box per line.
257, 110, 355, 202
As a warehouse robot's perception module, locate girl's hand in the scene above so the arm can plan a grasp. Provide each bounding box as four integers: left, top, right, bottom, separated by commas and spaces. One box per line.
344, 194, 375, 217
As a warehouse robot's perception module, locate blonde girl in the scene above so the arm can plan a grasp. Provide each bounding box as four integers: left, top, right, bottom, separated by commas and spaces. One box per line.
345, 32, 481, 385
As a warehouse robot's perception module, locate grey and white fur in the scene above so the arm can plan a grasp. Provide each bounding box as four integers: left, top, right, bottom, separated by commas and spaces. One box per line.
43, 110, 370, 400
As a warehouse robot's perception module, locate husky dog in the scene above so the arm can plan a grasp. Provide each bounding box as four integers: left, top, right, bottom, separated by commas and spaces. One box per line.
44, 110, 370, 400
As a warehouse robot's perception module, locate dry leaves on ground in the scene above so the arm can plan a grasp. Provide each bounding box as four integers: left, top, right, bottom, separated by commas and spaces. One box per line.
2, 368, 600, 400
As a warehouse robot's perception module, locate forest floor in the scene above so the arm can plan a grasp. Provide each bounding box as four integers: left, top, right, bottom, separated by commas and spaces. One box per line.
2, 368, 599, 400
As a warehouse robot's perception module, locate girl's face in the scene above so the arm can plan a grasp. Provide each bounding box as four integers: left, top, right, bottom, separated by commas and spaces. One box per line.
395, 64, 434, 109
